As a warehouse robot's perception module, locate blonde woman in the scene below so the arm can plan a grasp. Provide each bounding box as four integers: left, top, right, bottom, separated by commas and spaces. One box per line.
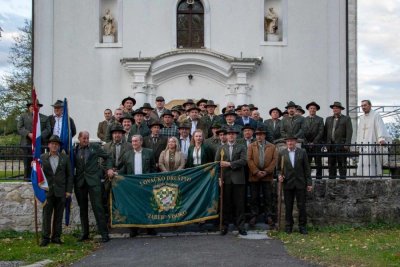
159, 137, 186, 172
185, 129, 214, 168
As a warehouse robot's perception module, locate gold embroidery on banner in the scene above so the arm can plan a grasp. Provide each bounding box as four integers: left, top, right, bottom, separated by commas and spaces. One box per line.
207, 200, 218, 214
112, 175, 125, 187
113, 210, 127, 224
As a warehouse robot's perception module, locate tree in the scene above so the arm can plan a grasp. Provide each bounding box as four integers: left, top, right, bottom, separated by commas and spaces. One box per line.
387, 114, 400, 140
0, 20, 32, 119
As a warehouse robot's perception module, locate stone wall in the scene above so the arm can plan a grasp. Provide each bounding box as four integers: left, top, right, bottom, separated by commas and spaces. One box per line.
1, 180, 399, 232
308, 179, 400, 225
0, 182, 92, 232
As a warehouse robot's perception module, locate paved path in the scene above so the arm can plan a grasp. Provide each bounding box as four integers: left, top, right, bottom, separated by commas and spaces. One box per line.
73, 232, 313, 267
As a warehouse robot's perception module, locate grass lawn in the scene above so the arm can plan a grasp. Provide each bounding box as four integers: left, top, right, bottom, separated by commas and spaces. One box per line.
271, 224, 400, 267
0, 231, 100, 266
0, 170, 23, 180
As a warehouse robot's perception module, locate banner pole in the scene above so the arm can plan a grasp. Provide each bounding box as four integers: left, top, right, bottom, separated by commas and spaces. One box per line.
219, 150, 225, 232
277, 155, 284, 231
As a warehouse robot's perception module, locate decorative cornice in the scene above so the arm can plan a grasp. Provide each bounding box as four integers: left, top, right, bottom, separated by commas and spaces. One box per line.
121, 49, 262, 85
120, 49, 263, 65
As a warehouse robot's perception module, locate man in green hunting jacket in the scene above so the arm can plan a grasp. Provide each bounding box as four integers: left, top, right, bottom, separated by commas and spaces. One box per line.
74, 131, 114, 243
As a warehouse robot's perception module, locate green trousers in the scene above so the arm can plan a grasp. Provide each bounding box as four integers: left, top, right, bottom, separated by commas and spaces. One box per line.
75, 181, 108, 238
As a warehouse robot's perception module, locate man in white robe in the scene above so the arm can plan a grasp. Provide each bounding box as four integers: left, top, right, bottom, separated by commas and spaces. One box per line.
356, 100, 392, 176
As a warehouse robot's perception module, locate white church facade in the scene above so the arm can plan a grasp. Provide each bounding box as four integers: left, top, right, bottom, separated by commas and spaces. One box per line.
33, 0, 357, 138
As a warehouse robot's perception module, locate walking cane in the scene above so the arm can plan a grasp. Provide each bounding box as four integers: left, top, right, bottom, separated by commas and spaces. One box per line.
277, 156, 284, 231
219, 149, 225, 232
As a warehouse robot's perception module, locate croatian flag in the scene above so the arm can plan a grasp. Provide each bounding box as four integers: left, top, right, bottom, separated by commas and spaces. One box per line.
30, 88, 48, 204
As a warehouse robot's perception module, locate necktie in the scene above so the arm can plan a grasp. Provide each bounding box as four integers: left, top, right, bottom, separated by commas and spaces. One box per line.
273, 121, 276, 130
332, 118, 338, 141
229, 145, 233, 161
182, 139, 187, 154
153, 137, 157, 144
115, 143, 121, 166
258, 143, 265, 169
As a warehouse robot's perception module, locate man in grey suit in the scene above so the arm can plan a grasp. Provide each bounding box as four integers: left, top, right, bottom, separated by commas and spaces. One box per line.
303, 102, 325, 179
277, 136, 312, 235
97, 109, 113, 142
215, 127, 248, 236
264, 107, 283, 143
280, 101, 305, 140
117, 135, 157, 237
324, 102, 353, 179
17, 101, 51, 180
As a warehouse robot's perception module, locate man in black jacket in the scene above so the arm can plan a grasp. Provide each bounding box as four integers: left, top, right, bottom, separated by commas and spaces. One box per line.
40, 135, 73, 246
277, 136, 312, 235
303, 102, 324, 179
324, 102, 353, 179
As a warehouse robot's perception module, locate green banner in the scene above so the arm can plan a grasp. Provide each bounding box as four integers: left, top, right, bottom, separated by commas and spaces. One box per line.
111, 162, 220, 228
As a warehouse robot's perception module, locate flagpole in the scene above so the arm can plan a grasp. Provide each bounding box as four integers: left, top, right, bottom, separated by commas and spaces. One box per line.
34, 197, 39, 245
219, 149, 225, 232
62, 98, 73, 227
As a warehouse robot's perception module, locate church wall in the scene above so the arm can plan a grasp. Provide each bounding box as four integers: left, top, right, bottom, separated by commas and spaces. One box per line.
34, 0, 351, 139
156, 76, 227, 107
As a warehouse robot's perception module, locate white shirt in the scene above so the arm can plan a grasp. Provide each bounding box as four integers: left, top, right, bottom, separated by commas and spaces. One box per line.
53, 115, 63, 137
49, 154, 59, 174
192, 146, 202, 165
288, 148, 296, 168
134, 149, 143, 175
156, 108, 164, 118
180, 136, 190, 159
191, 120, 197, 135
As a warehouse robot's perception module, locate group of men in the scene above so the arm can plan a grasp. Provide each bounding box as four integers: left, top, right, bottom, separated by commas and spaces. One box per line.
96, 97, 357, 179
17, 96, 390, 245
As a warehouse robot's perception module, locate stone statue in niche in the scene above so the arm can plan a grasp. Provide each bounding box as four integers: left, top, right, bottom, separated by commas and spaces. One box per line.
102, 9, 116, 43
264, 7, 280, 41
265, 7, 278, 34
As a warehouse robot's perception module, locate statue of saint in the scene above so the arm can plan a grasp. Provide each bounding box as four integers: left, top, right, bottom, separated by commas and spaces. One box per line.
103, 9, 115, 36
265, 8, 278, 34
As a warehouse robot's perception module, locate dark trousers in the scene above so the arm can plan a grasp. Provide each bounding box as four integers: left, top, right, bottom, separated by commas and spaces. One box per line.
75, 181, 108, 238
23, 146, 32, 180
223, 184, 245, 230
249, 181, 273, 221
328, 144, 347, 179
42, 194, 65, 240
101, 179, 111, 227
283, 188, 307, 228
306, 145, 322, 179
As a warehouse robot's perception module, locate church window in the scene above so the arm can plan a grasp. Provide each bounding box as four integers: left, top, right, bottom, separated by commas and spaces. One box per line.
177, 0, 204, 48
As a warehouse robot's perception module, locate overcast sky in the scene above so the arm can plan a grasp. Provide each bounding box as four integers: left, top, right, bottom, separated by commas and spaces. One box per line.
0, 0, 399, 109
